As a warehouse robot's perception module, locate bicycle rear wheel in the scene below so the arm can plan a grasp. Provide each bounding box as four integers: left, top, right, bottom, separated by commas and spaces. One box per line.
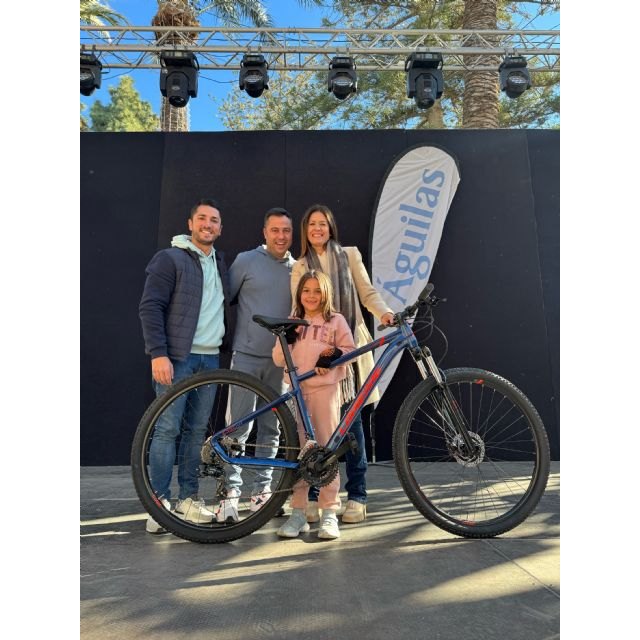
393, 367, 550, 538
131, 369, 299, 543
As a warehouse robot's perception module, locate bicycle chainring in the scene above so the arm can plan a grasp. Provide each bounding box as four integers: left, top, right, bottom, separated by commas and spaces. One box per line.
297, 446, 339, 487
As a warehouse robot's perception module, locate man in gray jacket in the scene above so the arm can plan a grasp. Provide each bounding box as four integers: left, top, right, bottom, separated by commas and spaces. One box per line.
214, 208, 295, 523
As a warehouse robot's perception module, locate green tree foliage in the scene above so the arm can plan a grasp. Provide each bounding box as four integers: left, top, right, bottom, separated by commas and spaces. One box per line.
219, 0, 559, 130
81, 102, 90, 132
88, 76, 159, 131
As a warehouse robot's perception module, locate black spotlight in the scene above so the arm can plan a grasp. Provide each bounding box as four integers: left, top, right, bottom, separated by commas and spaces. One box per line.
239, 54, 269, 98
405, 52, 444, 110
328, 56, 357, 100
160, 51, 199, 108
80, 53, 102, 96
499, 55, 531, 99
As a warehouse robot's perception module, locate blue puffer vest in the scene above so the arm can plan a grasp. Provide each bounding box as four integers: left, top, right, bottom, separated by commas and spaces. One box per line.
139, 246, 230, 361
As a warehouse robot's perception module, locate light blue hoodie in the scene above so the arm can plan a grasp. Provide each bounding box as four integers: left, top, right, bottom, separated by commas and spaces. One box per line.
171, 234, 225, 354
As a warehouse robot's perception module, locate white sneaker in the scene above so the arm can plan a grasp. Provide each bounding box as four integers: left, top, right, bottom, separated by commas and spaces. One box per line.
250, 487, 272, 512
214, 488, 241, 523
318, 510, 340, 540
341, 500, 367, 524
251, 488, 286, 517
175, 497, 214, 524
146, 498, 171, 534
277, 509, 310, 538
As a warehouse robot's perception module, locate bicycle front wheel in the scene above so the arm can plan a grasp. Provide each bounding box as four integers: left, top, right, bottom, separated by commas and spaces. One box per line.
131, 369, 299, 543
393, 367, 550, 538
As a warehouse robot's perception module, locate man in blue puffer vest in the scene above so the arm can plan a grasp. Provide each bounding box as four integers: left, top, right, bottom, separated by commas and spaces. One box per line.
139, 198, 231, 534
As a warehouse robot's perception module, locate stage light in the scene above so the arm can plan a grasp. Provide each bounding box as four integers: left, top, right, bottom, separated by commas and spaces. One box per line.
80, 53, 102, 96
239, 54, 269, 98
328, 56, 357, 100
160, 51, 199, 108
499, 55, 531, 99
405, 52, 444, 110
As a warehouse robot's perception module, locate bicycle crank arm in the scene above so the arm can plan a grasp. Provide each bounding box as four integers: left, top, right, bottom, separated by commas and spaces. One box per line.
316, 434, 357, 469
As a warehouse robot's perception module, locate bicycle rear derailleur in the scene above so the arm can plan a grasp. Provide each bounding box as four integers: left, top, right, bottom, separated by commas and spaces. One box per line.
199, 436, 230, 479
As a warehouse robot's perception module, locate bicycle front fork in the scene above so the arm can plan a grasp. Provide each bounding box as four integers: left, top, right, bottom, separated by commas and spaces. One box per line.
411, 345, 443, 384
411, 346, 479, 458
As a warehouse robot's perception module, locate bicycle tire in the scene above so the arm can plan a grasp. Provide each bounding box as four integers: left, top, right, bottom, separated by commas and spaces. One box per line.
131, 369, 299, 543
392, 367, 550, 538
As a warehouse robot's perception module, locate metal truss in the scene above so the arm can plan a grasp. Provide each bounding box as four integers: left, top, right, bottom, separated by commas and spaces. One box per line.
80, 26, 559, 73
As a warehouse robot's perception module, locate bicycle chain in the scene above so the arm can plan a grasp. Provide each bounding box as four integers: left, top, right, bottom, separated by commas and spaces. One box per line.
202, 436, 303, 456
201, 438, 338, 501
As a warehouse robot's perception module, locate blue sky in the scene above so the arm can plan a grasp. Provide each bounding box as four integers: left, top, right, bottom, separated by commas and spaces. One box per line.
81, 0, 559, 131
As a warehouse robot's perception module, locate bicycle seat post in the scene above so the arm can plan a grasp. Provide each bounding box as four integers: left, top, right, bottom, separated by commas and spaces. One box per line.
276, 331, 300, 383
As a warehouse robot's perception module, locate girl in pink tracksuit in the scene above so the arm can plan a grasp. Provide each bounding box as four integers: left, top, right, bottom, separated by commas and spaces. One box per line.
273, 270, 355, 540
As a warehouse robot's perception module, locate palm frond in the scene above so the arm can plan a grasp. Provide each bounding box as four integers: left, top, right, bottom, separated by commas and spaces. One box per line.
80, 0, 128, 27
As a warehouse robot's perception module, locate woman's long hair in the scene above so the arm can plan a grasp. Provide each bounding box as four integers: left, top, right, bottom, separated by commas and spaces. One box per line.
299, 204, 340, 257
293, 270, 335, 322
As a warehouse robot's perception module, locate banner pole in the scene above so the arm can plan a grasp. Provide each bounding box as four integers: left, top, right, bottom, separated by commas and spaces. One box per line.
370, 409, 377, 463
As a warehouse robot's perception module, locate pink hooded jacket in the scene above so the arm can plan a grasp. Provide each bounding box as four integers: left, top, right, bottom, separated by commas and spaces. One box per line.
272, 313, 356, 392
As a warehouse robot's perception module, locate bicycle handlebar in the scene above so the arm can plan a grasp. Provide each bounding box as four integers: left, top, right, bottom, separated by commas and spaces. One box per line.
377, 282, 446, 331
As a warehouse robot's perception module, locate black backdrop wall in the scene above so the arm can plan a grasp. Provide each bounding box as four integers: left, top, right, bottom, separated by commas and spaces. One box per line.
80, 129, 559, 465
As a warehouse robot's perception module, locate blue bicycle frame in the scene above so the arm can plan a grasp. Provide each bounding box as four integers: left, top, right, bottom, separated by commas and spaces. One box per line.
208, 319, 426, 471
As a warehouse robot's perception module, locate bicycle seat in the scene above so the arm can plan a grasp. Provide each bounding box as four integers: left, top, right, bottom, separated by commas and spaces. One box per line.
252, 315, 309, 333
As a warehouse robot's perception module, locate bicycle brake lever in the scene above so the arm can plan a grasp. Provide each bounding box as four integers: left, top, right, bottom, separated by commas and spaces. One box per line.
377, 318, 399, 331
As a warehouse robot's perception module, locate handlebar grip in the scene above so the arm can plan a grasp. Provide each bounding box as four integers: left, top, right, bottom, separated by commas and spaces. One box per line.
418, 283, 435, 301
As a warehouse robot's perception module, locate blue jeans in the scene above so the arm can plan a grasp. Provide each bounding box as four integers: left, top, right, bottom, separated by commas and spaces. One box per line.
308, 403, 367, 504
148, 353, 219, 501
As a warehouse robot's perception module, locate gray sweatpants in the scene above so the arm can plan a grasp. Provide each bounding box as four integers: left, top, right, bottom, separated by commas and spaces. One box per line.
225, 351, 287, 494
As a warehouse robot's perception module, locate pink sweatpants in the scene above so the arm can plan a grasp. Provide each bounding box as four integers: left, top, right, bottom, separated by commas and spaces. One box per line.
290, 386, 341, 511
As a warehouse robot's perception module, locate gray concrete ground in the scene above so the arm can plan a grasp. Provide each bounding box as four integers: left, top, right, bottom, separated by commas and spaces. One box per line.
81, 463, 559, 640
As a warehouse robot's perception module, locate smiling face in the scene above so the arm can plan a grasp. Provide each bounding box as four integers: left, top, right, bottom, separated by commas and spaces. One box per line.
294, 270, 334, 321
263, 213, 293, 259
306, 211, 331, 253
300, 277, 323, 316
188, 204, 222, 254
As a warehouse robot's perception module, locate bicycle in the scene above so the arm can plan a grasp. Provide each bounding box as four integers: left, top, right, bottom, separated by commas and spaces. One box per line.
131, 283, 550, 543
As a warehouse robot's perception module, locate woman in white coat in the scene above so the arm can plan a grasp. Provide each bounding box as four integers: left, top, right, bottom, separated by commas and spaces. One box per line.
291, 204, 395, 524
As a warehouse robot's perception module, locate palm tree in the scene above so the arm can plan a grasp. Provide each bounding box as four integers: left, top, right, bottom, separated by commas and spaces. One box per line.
461, 0, 500, 128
